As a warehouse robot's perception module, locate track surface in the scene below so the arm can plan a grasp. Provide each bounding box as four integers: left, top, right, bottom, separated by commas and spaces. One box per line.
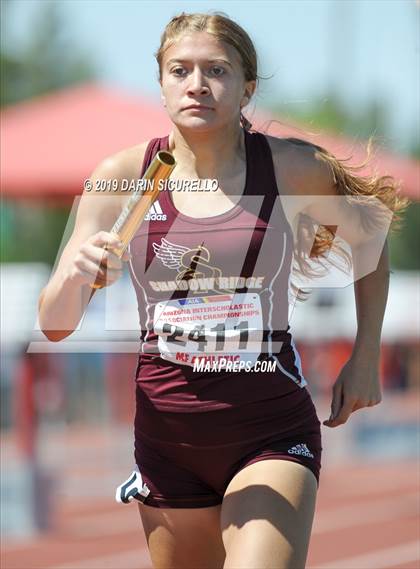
2, 458, 419, 569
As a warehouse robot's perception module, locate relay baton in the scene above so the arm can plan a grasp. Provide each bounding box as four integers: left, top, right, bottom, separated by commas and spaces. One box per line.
89, 150, 176, 292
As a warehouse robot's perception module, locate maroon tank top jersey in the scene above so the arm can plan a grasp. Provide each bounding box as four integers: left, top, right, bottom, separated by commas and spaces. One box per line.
128, 129, 308, 412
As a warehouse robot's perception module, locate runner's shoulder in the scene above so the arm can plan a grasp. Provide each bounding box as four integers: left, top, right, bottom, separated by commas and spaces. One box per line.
89, 141, 151, 203
79, 141, 151, 226
264, 134, 334, 197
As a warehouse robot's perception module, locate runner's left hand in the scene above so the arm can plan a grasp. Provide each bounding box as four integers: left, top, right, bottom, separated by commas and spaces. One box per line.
323, 355, 382, 428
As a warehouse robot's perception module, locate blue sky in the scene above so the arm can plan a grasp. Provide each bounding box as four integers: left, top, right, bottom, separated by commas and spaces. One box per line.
4, 0, 420, 153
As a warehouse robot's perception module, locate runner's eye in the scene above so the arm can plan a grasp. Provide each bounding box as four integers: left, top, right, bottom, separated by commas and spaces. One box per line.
210, 66, 225, 77
171, 67, 187, 77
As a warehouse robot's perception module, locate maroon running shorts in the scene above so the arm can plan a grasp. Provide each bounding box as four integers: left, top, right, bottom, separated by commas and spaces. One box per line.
134, 386, 322, 509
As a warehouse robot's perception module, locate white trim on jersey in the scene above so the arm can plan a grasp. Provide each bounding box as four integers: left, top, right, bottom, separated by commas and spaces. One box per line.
266, 232, 287, 357
290, 337, 308, 387
266, 232, 306, 388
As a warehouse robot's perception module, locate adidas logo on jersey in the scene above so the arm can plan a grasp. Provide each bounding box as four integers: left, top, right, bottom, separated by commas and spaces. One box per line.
144, 200, 167, 221
287, 443, 314, 458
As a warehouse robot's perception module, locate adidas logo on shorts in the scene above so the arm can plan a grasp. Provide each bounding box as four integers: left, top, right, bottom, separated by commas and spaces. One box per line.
144, 200, 167, 221
287, 443, 314, 458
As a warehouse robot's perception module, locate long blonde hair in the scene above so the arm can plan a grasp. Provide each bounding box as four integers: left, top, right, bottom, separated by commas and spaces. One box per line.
286, 136, 410, 301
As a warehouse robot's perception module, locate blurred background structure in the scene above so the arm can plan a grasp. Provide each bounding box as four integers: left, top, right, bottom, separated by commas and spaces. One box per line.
1, 1, 419, 568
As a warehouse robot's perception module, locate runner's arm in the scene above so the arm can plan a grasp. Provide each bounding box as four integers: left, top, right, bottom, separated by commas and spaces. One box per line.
38, 143, 148, 342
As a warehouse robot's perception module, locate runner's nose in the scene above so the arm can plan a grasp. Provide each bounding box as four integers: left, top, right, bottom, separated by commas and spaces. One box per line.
186, 68, 210, 97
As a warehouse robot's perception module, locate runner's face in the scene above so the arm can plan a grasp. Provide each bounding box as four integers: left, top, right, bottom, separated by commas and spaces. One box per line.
160, 32, 255, 132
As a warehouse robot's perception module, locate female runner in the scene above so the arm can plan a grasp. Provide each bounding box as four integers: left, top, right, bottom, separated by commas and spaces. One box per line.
38, 12, 407, 569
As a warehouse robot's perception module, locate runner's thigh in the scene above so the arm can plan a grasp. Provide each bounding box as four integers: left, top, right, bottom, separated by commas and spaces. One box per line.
138, 503, 226, 569
221, 460, 318, 569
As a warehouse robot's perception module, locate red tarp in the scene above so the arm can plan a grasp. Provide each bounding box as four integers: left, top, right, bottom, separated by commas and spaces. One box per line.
1, 82, 418, 200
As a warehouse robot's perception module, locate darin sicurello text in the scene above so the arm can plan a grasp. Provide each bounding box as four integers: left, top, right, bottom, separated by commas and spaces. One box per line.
120, 179, 219, 192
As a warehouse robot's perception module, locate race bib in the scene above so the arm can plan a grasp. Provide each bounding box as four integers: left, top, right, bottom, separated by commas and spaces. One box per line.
153, 293, 263, 368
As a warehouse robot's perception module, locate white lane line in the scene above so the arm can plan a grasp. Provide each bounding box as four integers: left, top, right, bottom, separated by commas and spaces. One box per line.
56, 547, 151, 569
313, 491, 419, 534
311, 540, 420, 569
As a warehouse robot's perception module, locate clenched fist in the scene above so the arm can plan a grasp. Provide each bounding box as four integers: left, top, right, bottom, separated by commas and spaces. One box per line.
67, 231, 131, 289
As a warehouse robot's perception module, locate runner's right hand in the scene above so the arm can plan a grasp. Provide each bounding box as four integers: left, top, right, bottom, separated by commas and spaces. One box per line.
66, 231, 131, 288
